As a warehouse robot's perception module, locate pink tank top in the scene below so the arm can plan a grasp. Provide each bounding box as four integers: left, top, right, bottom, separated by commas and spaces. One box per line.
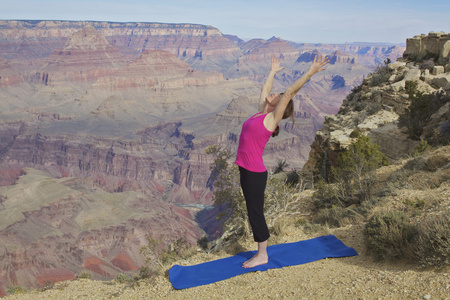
235, 113, 275, 172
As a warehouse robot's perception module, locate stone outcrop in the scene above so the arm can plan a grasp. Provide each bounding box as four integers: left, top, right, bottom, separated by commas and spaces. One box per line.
328, 51, 357, 64
404, 32, 450, 71
302, 32, 450, 179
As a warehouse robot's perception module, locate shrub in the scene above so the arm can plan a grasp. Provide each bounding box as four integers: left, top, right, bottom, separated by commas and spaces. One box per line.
6, 286, 27, 295
420, 58, 435, 71
205, 145, 249, 240
366, 102, 383, 115
413, 140, 431, 157
137, 266, 152, 280
76, 270, 93, 280
140, 236, 191, 275
349, 129, 361, 139
314, 206, 365, 228
285, 170, 300, 185
312, 178, 338, 208
363, 210, 417, 262
370, 63, 391, 86
406, 51, 439, 64
413, 212, 450, 269
273, 159, 288, 174
115, 273, 134, 284
264, 176, 307, 228
197, 236, 209, 250
333, 135, 389, 205
399, 82, 450, 141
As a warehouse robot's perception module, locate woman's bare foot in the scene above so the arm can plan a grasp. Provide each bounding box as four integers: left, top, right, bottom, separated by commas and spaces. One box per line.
242, 240, 268, 268
242, 252, 268, 268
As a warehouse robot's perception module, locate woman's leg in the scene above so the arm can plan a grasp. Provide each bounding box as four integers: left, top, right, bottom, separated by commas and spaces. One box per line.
239, 167, 269, 268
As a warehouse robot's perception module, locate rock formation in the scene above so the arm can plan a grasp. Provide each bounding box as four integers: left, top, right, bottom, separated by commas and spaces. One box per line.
302, 32, 450, 180
404, 32, 450, 71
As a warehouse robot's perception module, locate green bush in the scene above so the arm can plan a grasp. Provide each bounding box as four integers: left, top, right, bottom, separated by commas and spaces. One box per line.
197, 236, 209, 250
206, 144, 307, 249
413, 140, 431, 157
332, 135, 389, 205
205, 145, 249, 239
115, 273, 134, 284
363, 210, 417, 262
349, 129, 361, 139
76, 270, 93, 280
405, 51, 439, 64
370, 63, 391, 86
364, 210, 450, 270
399, 82, 450, 142
6, 286, 27, 295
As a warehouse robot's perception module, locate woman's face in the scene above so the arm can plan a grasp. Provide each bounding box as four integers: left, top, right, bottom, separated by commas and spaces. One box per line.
266, 93, 282, 108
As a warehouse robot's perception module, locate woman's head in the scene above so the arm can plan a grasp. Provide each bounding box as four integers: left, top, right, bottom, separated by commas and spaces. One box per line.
272, 98, 295, 137
265, 93, 282, 112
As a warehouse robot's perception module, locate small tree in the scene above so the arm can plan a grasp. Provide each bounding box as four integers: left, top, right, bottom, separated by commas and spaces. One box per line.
205, 145, 250, 241
273, 159, 289, 174
205, 145, 307, 249
399, 81, 450, 141
330, 134, 388, 206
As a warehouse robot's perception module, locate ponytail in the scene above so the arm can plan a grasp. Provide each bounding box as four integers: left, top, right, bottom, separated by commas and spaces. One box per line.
272, 126, 280, 137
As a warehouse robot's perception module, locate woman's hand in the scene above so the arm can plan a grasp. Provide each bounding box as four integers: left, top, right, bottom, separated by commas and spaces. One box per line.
270, 57, 285, 73
307, 55, 329, 76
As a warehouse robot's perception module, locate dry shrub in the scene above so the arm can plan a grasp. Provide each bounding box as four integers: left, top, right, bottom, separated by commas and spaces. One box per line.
314, 206, 365, 228
224, 241, 246, 256
363, 210, 417, 262
272, 217, 291, 236
413, 212, 450, 269
140, 237, 194, 276
364, 210, 450, 269
423, 154, 449, 172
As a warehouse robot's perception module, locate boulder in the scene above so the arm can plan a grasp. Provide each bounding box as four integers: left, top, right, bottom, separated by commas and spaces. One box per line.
391, 80, 405, 92
358, 110, 399, 132
403, 69, 421, 81
432, 66, 445, 75
368, 123, 419, 159
432, 74, 450, 89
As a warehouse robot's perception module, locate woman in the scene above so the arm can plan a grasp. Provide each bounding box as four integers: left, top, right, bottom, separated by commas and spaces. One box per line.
235, 56, 329, 268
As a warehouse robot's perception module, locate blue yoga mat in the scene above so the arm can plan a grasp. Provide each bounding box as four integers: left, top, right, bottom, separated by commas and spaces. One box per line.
169, 235, 358, 289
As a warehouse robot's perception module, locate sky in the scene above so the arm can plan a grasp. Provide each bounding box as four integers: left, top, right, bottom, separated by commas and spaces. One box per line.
1, 0, 449, 44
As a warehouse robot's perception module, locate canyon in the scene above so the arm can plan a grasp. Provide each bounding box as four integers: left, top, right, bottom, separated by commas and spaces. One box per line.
0, 20, 405, 294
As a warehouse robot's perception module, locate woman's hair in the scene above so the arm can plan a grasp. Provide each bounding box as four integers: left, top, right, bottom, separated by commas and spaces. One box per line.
271, 98, 295, 137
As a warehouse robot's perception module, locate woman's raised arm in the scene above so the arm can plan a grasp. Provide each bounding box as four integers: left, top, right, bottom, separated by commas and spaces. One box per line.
272, 55, 329, 124
258, 57, 285, 112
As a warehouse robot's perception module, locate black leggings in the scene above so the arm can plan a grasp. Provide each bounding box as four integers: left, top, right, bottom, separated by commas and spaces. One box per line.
239, 166, 270, 243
